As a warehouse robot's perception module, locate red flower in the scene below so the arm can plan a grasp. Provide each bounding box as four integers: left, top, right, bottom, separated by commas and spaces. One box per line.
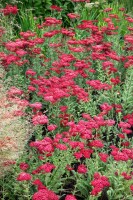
15, 49, 27, 56
32, 190, 48, 200
73, 152, 83, 159
69, 46, 84, 52
119, 7, 125, 11
19, 162, 29, 171
77, 164, 87, 174
67, 13, 80, 19
38, 163, 56, 173
65, 194, 77, 200
33, 179, 46, 190
130, 185, 133, 192
28, 85, 36, 92
89, 140, 104, 148
32, 189, 59, 200
30, 137, 54, 153
43, 30, 60, 38
44, 17, 62, 26
91, 187, 102, 196
81, 149, 93, 158
100, 103, 113, 113
17, 172, 32, 181
103, 8, 113, 12
110, 76, 121, 85
26, 69, 36, 76
60, 106, 68, 112
121, 172, 132, 180
50, 5, 62, 12
118, 134, 125, 139
47, 124, 57, 131
99, 153, 109, 162
55, 143, 67, 150
2, 5, 18, 16
32, 114, 48, 125
118, 122, 131, 129
30, 102, 42, 110
66, 165, 73, 171
91, 173, 110, 196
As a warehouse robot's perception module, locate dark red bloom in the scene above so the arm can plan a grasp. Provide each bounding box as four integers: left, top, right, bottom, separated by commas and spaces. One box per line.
65, 194, 77, 200
19, 162, 29, 171
91, 173, 110, 196
99, 153, 109, 162
50, 5, 62, 12
2, 5, 18, 15
67, 13, 80, 19
89, 140, 104, 148
17, 172, 32, 181
130, 185, 133, 192
32, 114, 48, 125
103, 8, 113, 12
77, 164, 87, 174
32, 188, 59, 200
38, 163, 56, 173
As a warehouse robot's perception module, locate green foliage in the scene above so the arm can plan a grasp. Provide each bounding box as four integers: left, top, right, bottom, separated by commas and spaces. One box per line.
122, 67, 133, 114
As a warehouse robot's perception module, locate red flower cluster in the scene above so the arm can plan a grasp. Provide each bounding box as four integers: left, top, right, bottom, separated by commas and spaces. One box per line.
30, 137, 54, 153
99, 153, 109, 163
32, 188, 59, 200
50, 5, 62, 12
32, 114, 48, 125
111, 147, 133, 161
77, 164, 88, 174
2, 5, 18, 16
89, 140, 104, 148
91, 173, 110, 196
19, 162, 29, 171
17, 172, 32, 181
65, 194, 77, 200
67, 13, 80, 19
32, 162, 55, 174
86, 80, 112, 90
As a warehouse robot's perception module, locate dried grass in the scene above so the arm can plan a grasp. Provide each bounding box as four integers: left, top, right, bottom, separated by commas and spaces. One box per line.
0, 68, 32, 177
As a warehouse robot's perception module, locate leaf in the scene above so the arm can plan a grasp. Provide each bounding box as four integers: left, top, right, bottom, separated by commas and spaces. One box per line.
76, 182, 89, 197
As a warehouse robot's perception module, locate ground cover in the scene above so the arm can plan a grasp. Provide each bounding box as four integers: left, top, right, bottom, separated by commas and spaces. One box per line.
0, 1, 133, 200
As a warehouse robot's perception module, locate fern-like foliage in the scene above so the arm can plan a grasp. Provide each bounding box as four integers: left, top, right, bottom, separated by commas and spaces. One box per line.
121, 67, 133, 115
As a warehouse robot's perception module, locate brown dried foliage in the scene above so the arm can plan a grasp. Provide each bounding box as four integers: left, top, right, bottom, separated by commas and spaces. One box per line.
0, 68, 31, 177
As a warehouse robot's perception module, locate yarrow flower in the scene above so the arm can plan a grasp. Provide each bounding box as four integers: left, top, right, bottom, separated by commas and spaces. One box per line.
50, 5, 62, 12
99, 153, 109, 163
130, 185, 133, 192
67, 13, 80, 19
17, 172, 32, 181
47, 124, 57, 131
32, 188, 59, 200
91, 173, 110, 196
2, 5, 18, 16
65, 194, 77, 200
19, 162, 29, 171
77, 164, 87, 174
26, 69, 37, 76
89, 140, 104, 148
29, 102, 42, 111
37, 163, 56, 173
32, 114, 48, 125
